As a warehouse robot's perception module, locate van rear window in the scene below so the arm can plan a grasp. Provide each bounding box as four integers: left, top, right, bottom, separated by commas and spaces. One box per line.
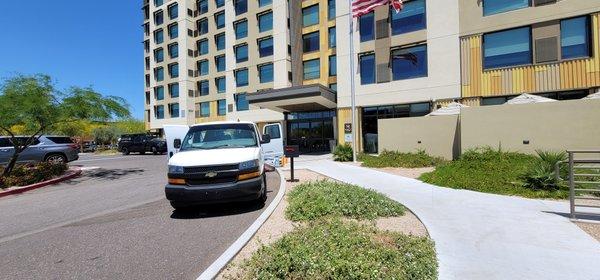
47, 137, 74, 144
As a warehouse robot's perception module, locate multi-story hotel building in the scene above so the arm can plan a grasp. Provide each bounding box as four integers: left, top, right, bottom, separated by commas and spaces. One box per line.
143, 0, 600, 154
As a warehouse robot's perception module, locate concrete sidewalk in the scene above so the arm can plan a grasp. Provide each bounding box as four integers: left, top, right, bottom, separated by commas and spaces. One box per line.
294, 160, 600, 280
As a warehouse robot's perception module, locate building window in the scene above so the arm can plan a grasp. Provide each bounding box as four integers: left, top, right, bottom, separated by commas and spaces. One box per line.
198, 60, 209, 76
198, 0, 208, 14
359, 53, 375, 85
481, 96, 512, 106
235, 93, 249, 111
259, 63, 274, 83
216, 77, 226, 93
390, 0, 425, 35
168, 43, 178, 58
215, 12, 225, 29
234, 20, 248, 39
217, 99, 226, 116
200, 102, 210, 117
198, 18, 208, 35
329, 83, 337, 92
235, 44, 249, 63
154, 86, 165, 100
215, 33, 225, 50
303, 31, 320, 53
359, 12, 374, 42
154, 10, 164, 26
154, 29, 164, 44
235, 68, 249, 87
483, 27, 531, 69
328, 27, 336, 48
154, 48, 164, 62
483, 0, 529, 16
155, 0, 163, 7
198, 80, 209, 96
329, 55, 337, 76
169, 103, 180, 118
234, 0, 247, 15
198, 39, 209, 55
259, 0, 272, 7
303, 59, 320, 80
258, 37, 273, 57
561, 16, 591, 60
168, 3, 178, 19
169, 83, 179, 98
168, 63, 179, 78
302, 5, 319, 27
168, 23, 178, 39
155, 67, 164, 81
215, 0, 224, 8
258, 11, 273, 33
144, 40, 150, 53
155, 105, 165, 119
215, 55, 226, 71
328, 0, 335, 20
391, 44, 428, 80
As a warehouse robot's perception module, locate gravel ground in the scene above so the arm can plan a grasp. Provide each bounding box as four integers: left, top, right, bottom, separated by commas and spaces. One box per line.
217, 169, 429, 279
575, 222, 600, 242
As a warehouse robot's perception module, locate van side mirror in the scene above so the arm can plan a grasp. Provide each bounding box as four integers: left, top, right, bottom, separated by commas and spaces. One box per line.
174, 138, 182, 149
260, 134, 271, 144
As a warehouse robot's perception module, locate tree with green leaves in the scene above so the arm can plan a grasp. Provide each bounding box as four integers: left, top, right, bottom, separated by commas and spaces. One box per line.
0, 74, 130, 177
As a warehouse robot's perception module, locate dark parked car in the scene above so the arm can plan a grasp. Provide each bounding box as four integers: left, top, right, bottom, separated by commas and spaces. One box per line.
82, 141, 97, 153
117, 134, 167, 155
0, 136, 80, 165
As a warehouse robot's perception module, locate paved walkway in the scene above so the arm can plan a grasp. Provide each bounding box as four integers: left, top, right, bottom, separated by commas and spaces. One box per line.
294, 159, 600, 280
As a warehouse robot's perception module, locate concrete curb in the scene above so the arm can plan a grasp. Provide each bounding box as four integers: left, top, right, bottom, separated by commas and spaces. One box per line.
197, 167, 287, 280
0, 167, 82, 198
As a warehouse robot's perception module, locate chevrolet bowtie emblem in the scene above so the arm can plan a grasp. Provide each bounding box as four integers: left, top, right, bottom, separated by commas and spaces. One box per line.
205, 171, 218, 178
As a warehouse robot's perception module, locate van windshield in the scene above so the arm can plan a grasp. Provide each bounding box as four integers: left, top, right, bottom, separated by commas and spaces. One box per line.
180, 123, 258, 150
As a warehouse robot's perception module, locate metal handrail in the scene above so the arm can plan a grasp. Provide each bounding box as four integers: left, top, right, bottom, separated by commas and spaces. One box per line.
565, 150, 600, 220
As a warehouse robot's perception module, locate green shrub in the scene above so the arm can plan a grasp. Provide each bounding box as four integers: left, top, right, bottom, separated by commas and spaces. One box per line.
286, 180, 405, 221
521, 151, 567, 191
333, 144, 353, 162
420, 147, 570, 199
360, 150, 445, 168
0, 162, 68, 189
243, 219, 438, 280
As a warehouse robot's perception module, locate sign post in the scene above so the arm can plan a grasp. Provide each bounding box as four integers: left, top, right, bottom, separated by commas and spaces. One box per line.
284, 145, 300, 182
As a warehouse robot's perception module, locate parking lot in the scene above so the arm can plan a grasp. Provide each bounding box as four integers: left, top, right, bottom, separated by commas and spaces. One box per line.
0, 154, 280, 279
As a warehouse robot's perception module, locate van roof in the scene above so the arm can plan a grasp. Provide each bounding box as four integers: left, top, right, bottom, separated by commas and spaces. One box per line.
190, 121, 256, 127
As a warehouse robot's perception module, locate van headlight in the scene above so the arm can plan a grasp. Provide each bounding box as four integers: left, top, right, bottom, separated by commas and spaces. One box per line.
239, 160, 259, 171
168, 165, 184, 174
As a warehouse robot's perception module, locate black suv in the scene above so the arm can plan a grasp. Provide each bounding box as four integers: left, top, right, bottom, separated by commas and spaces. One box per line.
117, 134, 167, 155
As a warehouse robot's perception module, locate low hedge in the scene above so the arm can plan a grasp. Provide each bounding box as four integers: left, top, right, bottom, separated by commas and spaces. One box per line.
359, 150, 445, 168
0, 163, 68, 189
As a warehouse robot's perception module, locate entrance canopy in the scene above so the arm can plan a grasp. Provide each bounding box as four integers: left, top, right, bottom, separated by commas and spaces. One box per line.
246, 85, 337, 113
505, 93, 556, 105
428, 102, 469, 116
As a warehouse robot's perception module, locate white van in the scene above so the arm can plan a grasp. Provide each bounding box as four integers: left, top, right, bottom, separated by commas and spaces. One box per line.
163, 121, 281, 210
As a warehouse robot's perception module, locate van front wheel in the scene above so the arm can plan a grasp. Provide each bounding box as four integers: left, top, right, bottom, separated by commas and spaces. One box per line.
259, 174, 267, 203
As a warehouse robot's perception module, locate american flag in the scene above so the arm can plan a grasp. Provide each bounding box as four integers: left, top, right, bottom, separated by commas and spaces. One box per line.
352, 0, 403, 18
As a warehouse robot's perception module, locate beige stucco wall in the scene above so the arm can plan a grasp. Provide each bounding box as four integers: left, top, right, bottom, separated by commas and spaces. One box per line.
461, 99, 600, 154
378, 115, 460, 160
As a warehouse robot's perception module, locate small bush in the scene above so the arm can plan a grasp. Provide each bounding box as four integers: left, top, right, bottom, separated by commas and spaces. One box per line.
243, 219, 438, 280
360, 150, 445, 168
521, 150, 567, 191
286, 180, 405, 221
0, 162, 68, 189
333, 144, 353, 162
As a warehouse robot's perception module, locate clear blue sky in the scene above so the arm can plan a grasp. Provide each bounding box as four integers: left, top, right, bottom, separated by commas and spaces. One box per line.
0, 1, 145, 120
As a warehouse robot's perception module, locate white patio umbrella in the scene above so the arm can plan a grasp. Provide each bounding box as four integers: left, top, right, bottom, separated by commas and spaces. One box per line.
584, 92, 600, 100
505, 93, 556, 105
428, 102, 469, 116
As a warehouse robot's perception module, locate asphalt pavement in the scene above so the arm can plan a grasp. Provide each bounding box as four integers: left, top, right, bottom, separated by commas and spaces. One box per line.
0, 153, 280, 280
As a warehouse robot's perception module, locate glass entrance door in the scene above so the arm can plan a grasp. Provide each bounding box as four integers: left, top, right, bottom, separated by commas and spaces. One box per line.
287, 110, 335, 153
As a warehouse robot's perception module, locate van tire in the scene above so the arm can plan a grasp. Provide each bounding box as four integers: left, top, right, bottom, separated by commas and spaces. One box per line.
152, 147, 158, 155
122, 148, 130, 155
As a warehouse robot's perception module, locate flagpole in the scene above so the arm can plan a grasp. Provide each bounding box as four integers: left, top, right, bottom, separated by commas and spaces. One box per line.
348, 0, 357, 163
